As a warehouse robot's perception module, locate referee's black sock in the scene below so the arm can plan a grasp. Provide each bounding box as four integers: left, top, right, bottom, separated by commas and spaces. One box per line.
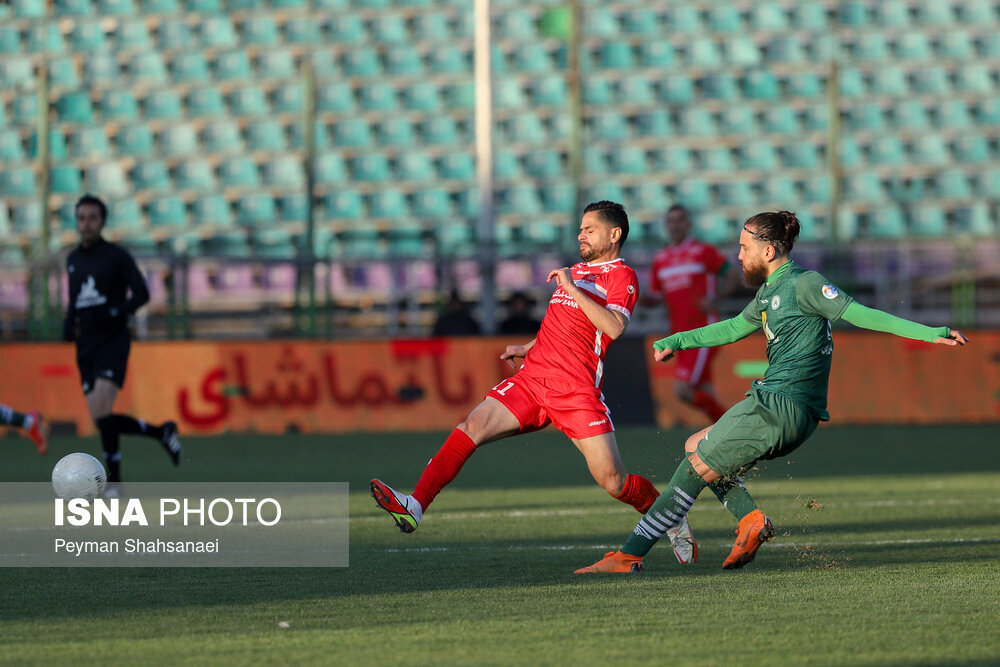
109, 414, 165, 441
95, 415, 123, 483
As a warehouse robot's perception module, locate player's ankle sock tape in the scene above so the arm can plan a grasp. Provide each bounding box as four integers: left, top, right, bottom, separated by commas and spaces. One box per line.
412, 428, 477, 511
709, 476, 757, 521
623, 458, 707, 557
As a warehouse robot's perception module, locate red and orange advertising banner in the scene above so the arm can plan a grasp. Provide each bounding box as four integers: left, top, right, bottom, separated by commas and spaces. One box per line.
645, 330, 1000, 428
0, 332, 997, 436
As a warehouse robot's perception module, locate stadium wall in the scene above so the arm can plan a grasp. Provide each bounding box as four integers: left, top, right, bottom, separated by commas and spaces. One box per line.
0, 332, 996, 436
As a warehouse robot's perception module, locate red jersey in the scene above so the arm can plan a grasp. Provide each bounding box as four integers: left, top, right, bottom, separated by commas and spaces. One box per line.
521, 258, 639, 389
649, 237, 728, 332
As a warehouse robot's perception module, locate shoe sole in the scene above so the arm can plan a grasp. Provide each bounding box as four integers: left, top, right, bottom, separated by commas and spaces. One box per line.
723, 517, 775, 570
370, 481, 417, 534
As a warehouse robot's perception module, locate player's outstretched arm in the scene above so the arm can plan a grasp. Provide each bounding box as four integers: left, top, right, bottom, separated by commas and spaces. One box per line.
841, 303, 969, 346
653, 316, 759, 362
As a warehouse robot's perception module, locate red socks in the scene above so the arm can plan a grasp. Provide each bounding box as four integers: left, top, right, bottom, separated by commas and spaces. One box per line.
692, 389, 727, 422
614, 473, 660, 513
412, 428, 477, 510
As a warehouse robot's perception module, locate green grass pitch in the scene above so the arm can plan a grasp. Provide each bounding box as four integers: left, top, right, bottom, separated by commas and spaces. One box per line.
2, 424, 998, 665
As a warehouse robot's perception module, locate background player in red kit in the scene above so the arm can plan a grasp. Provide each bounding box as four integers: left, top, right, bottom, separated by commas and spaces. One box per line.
647, 204, 737, 422
370, 201, 696, 564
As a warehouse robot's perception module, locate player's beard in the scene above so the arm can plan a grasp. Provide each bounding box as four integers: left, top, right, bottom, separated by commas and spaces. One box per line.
579, 241, 606, 262
742, 260, 768, 288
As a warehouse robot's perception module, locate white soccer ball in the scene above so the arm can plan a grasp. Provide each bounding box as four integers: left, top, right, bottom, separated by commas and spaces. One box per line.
51, 452, 107, 500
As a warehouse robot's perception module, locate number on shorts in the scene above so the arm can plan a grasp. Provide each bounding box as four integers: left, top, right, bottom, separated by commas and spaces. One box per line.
492, 380, 514, 396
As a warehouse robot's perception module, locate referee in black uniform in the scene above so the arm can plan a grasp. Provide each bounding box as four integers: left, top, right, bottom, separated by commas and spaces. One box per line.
63, 195, 182, 496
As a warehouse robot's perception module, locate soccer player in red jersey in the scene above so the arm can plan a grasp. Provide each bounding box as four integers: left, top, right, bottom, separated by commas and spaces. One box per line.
647, 205, 737, 422
371, 201, 696, 563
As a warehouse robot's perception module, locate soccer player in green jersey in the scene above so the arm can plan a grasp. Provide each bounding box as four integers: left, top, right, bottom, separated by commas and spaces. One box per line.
576, 210, 969, 574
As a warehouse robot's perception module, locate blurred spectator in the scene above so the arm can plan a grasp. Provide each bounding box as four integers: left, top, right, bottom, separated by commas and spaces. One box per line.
432, 289, 481, 337
499, 291, 541, 335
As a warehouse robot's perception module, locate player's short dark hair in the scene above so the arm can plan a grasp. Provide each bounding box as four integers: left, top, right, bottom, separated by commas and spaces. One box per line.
743, 210, 800, 255
75, 194, 107, 224
666, 204, 689, 218
584, 200, 629, 246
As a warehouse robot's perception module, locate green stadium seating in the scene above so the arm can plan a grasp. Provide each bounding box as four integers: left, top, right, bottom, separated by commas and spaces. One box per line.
494, 151, 520, 180
49, 57, 80, 89
264, 156, 304, 188
454, 188, 480, 218
115, 19, 151, 52
847, 104, 885, 132
351, 154, 390, 182
368, 190, 409, 219
421, 117, 461, 145
718, 180, 756, 207
523, 150, 563, 179
316, 83, 354, 113
236, 194, 276, 226
143, 89, 182, 120
751, 4, 788, 30
597, 41, 633, 69
402, 82, 441, 112
358, 82, 398, 111
285, 18, 320, 46
229, 86, 269, 117
26, 24, 65, 54
500, 185, 541, 215
241, 16, 278, 46
852, 33, 890, 61
200, 17, 238, 49
667, 5, 702, 33
84, 54, 119, 86
865, 207, 906, 238
743, 70, 779, 99
887, 175, 924, 202
617, 74, 654, 104
869, 66, 908, 96
876, 0, 910, 26
175, 160, 216, 193
785, 71, 824, 98
411, 13, 451, 42
1, 58, 34, 90
258, 49, 294, 80
674, 179, 711, 210
11, 93, 39, 125
427, 45, 468, 74
766, 37, 805, 63
687, 38, 722, 67
659, 74, 694, 104
894, 101, 929, 130
938, 31, 974, 60
10, 202, 42, 232
314, 152, 347, 185
635, 110, 672, 138
158, 19, 194, 51
55, 92, 93, 123
702, 73, 739, 100
377, 118, 415, 147
276, 195, 306, 224
331, 118, 372, 147
700, 146, 734, 172
171, 52, 210, 84
50, 165, 82, 194
0, 25, 19, 54
323, 191, 362, 220
631, 182, 667, 212
70, 20, 107, 52
622, 8, 659, 35
254, 227, 296, 257
587, 110, 629, 141
411, 188, 452, 218
160, 123, 199, 157
218, 157, 259, 189
271, 84, 303, 114
213, 50, 253, 82
98, 0, 134, 14
719, 107, 757, 135
761, 175, 798, 204
288, 120, 329, 151
192, 195, 233, 228
116, 124, 154, 158
142, 0, 177, 12
108, 199, 143, 231
132, 160, 171, 192
952, 136, 989, 163
186, 87, 226, 119
844, 172, 885, 202
0, 130, 25, 161
954, 63, 992, 93
911, 66, 950, 94
839, 137, 862, 167
783, 142, 821, 169
740, 141, 779, 170
342, 47, 381, 77
868, 137, 905, 165
69, 127, 110, 159
708, 5, 742, 33
933, 169, 972, 199
895, 33, 932, 60
762, 105, 801, 134
954, 204, 993, 235
679, 108, 716, 136
149, 197, 187, 227
638, 41, 675, 68
385, 45, 422, 76
204, 230, 250, 256
202, 120, 243, 154
652, 146, 692, 173
611, 146, 647, 175
935, 100, 972, 129
958, 0, 995, 24
915, 2, 954, 25
802, 175, 832, 203
583, 76, 614, 105
977, 98, 1000, 125
438, 153, 475, 181
494, 77, 526, 109
531, 74, 567, 107
245, 120, 286, 152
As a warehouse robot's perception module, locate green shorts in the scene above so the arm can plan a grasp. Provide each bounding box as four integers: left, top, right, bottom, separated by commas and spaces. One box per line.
696, 387, 818, 477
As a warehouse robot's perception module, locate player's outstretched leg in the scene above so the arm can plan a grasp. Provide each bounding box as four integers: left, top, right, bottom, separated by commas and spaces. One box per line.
722, 509, 774, 570
26, 411, 49, 455
160, 421, 182, 466
370, 479, 423, 533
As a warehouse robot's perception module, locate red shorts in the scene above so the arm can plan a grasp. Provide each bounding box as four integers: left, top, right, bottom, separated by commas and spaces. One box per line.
674, 347, 716, 385
486, 371, 614, 440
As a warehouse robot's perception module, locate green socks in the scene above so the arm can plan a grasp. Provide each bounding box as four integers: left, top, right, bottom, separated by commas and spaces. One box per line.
709, 476, 758, 521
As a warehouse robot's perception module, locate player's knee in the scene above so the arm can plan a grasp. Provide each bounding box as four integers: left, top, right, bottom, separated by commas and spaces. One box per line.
684, 426, 710, 454
600, 471, 627, 496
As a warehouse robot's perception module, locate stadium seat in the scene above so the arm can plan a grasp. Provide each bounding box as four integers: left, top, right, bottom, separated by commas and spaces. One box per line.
316, 83, 354, 113
802, 175, 832, 203
69, 20, 106, 53
204, 230, 250, 256
839, 137, 863, 168
785, 71, 824, 99
582, 75, 614, 105
81, 54, 118, 88
958, 0, 995, 24
427, 45, 468, 75
978, 98, 1000, 125
952, 136, 990, 164
893, 101, 929, 130
782, 142, 821, 169
843, 172, 885, 202
839, 1, 869, 26
68, 127, 110, 159
421, 117, 461, 145
935, 100, 973, 129
241, 16, 278, 47
116, 124, 154, 158
702, 73, 739, 101
0, 58, 33, 90
331, 118, 373, 148
263, 156, 304, 188
938, 31, 975, 60
611, 146, 648, 175
869, 66, 909, 96
26, 24, 65, 54
499, 185, 542, 215
637, 41, 674, 68
875, 0, 910, 26
11, 94, 39, 125
719, 107, 757, 135
236, 194, 275, 227
254, 227, 297, 257
200, 17, 238, 49
846, 104, 885, 132
10, 201, 43, 233
674, 179, 711, 210
911, 67, 950, 94
108, 198, 143, 231
143, 89, 182, 120
55, 92, 93, 124
401, 82, 441, 112
443, 81, 474, 110
954, 63, 992, 93
868, 137, 905, 165
202, 121, 243, 154
322, 191, 362, 220
762, 105, 800, 134
707, 5, 742, 33
766, 37, 806, 63
342, 47, 381, 77
915, 2, 954, 25
230, 86, 270, 118
454, 187, 481, 218
368, 190, 409, 219
159, 123, 199, 158
679, 108, 716, 136
887, 175, 924, 202
523, 150, 563, 179
184, 0, 218, 11
245, 120, 286, 153
269, 85, 302, 115
148, 197, 187, 228
700, 146, 734, 172
494, 77, 526, 109
313, 152, 347, 185
438, 153, 475, 181
587, 110, 629, 141
358, 82, 398, 112
49, 57, 80, 90
115, 19, 151, 52
596, 41, 634, 69
376, 118, 415, 147
174, 159, 216, 193
635, 110, 672, 138
131, 160, 171, 192
852, 33, 889, 61
865, 207, 906, 238
622, 8, 659, 35
186, 87, 226, 119
285, 17, 320, 46
717, 180, 756, 207
257, 49, 294, 81
384, 45, 423, 77
171, 53, 209, 84
351, 154, 390, 182
158, 19, 193, 51
411, 13, 451, 41
743, 70, 779, 99
531, 74, 568, 107
493, 150, 520, 180
50, 165, 82, 194
631, 182, 667, 212
214, 50, 252, 82
276, 195, 306, 224
0, 25, 19, 54
740, 141, 779, 170
978, 167, 1000, 198
651, 146, 692, 173
218, 158, 260, 189
192, 195, 233, 228
761, 175, 798, 205
667, 4, 701, 32
411, 188, 452, 218
895, 33, 932, 60
687, 38, 722, 67
954, 204, 994, 235
0, 130, 25, 162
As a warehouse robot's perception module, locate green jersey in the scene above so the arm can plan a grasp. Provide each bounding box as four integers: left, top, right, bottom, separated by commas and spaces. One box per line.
739, 261, 852, 420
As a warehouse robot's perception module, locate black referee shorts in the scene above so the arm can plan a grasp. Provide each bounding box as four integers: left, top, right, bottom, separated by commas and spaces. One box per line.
76, 329, 131, 394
